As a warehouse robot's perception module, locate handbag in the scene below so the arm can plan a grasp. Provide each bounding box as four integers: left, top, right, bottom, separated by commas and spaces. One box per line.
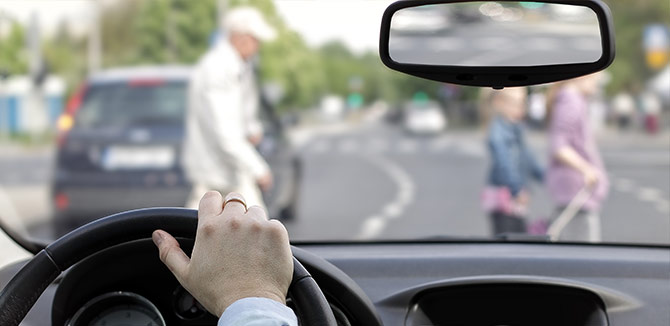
481, 186, 527, 216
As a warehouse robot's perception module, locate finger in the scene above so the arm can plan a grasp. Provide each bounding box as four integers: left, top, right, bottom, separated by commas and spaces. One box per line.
267, 219, 291, 244
152, 230, 190, 280
246, 205, 268, 222
222, 192, 248, 217
198, 191, 224, 220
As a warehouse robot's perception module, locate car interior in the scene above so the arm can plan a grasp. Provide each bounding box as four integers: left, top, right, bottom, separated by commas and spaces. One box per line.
0, 0, 668, 325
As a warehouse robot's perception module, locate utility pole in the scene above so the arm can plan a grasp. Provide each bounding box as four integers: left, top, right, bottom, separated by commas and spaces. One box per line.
88, 0, 102, 74
166, 0, 177, 62
26, 11, 48, 135
217, 0, 228, 26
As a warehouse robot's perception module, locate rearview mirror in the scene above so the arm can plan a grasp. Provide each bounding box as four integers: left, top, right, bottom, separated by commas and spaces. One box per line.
379, 0, 615, 88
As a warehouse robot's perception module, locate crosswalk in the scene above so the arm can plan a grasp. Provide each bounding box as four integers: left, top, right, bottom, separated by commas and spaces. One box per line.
302, 136, 487, 157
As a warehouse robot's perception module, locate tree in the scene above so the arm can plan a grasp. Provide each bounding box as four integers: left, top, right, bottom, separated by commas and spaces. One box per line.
43, 22, 87, 95
604, 0, 670, 94
0, 22, 28, 76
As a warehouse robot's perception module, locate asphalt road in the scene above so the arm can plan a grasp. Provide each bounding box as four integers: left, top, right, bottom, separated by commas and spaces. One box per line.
285, 121, 670, 244
0, 120, 668, 248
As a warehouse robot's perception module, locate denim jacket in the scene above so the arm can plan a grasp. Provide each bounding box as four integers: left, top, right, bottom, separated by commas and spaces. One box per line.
487, 116, 544, 197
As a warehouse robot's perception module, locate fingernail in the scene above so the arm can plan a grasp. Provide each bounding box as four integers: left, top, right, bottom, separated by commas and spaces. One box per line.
152, 231, 164, 246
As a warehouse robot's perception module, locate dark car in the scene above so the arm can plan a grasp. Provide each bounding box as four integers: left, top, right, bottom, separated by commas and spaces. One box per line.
52, 66, 300, 236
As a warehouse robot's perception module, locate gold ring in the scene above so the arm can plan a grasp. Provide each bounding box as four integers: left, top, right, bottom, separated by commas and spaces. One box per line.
223, 197, 248, 211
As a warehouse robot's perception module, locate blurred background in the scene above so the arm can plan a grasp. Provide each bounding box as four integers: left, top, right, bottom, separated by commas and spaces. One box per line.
0, 0, 668, 266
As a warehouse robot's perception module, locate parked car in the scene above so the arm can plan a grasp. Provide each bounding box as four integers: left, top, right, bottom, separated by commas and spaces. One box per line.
390, 5, 451, 34
52, 66, 301, 236
403, 100, 447, 135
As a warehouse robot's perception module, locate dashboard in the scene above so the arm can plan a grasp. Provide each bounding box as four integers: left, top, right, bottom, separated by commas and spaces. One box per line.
3, 240, 669, 325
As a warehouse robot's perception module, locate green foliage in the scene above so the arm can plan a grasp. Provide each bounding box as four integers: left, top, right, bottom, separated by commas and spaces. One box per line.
100, 0, 141, 66
132, 0, 217, 64
6, 0, 669, 109
43, 23, 87, 95
604, 0, 670, 94
0, 22, 28, 76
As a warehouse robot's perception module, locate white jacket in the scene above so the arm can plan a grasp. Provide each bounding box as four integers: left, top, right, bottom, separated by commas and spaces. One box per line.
183, 40, 269, 189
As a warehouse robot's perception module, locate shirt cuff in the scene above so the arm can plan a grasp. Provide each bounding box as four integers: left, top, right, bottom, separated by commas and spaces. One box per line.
218, 297, 298, 326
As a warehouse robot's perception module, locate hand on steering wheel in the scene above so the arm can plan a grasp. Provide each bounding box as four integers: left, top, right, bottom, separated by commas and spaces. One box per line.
152, 191, 292, 317
0, 205, 336, 326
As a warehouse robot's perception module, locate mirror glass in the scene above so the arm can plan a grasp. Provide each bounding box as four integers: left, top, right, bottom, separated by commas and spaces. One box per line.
389, 2, 602, 66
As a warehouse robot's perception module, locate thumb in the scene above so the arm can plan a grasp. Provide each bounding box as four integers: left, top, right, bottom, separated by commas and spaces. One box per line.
152, 230, 190, 280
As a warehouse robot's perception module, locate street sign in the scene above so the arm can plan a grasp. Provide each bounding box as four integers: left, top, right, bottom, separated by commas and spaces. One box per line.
643, 24, 670, 70
347, 93, 364, 109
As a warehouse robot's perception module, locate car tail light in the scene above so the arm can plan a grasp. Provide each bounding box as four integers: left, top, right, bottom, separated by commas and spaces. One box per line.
57, 84, 87, 147
65, 84, 87, 115
54, 192, 69, 211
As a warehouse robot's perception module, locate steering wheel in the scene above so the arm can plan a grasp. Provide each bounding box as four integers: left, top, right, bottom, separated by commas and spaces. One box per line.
0, 208, 337, 326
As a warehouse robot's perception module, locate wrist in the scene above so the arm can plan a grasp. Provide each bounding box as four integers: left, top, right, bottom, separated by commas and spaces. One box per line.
580, 165, 594, 175
217, 289, 286, 317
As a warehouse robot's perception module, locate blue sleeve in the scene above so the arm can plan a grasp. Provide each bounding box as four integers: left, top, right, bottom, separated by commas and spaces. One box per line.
520, 131, 545, 182
488, 126, 523, 197
218, 297, 298, 326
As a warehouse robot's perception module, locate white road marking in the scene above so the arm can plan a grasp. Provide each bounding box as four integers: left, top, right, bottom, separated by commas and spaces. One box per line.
307, 135, 461, 156
656, 200, 670, 214
368, 138, 389, 153
311, 140, 330, 153
638, 187, 661, 202
339, 139, 359, 153
614, 178, 635, 193
455, 141, 486, 157
429, 136, 453, 152
397, 140, 418, 153
383, 203, 403, 219
357, 216, 386, 240
615, 178, 669, 215
356, 154, 416, 240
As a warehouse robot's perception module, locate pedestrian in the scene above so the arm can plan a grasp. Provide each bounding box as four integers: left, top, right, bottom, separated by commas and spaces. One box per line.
640, 92, 662, 135
482, 88, 544, 236
546, 74, 609, 242
183, 7, 277, 210
611, 91, 636, 131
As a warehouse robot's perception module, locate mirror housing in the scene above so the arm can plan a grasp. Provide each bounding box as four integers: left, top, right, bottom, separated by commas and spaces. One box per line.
379, 0, 615, 88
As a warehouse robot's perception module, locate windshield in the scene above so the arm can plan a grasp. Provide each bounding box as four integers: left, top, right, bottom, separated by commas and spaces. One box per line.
0, 0, 668, 266
75, 82, 187, 128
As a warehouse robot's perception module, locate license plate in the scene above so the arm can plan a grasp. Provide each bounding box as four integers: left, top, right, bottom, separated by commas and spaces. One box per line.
102, 146, 175, 170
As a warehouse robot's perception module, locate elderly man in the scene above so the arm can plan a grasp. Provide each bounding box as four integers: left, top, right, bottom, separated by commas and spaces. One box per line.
183, 7, 276, 210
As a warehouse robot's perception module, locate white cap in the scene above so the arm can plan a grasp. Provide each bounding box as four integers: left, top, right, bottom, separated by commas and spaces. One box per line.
223, 6, 277, 42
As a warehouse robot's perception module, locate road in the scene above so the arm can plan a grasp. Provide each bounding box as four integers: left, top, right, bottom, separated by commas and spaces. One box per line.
287, 121, 670, 243
0, 120, 668, 260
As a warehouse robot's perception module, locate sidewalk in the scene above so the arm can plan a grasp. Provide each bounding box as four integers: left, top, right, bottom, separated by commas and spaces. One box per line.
0, 141, 53, 158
